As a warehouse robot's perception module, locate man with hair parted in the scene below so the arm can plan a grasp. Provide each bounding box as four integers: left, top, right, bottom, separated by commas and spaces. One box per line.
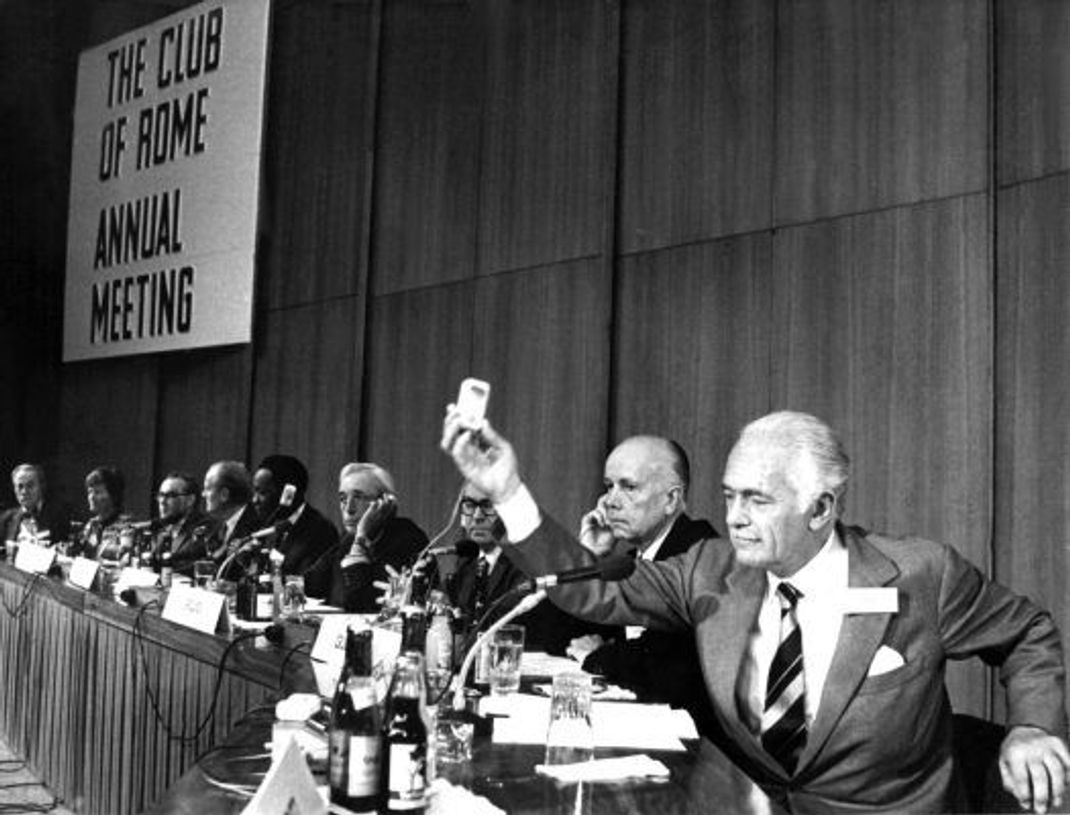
202, 460, 260, 561
303, 462, 427, 612
442, 408, 1070, 814
0, 463, 71, 546
567, 435, 719, 730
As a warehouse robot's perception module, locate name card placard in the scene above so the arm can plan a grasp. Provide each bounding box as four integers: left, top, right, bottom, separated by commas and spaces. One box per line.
161, 584, 226, 635
240, 738, 325, 815
68, 557, 100, 590
310, 614, 374, 667
14, 541, 56, 575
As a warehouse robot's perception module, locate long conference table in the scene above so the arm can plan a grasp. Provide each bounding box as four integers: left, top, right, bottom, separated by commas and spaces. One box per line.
0, 561, 784, 815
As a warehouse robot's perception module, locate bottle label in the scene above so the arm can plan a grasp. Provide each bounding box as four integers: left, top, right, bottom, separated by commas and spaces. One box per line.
255, 592, 274, 620
346, 735, 381, 796
386, 742, 426, 809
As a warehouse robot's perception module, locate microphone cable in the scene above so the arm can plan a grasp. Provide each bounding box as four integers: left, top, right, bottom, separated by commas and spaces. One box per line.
412, 484, 464, 563
131, 600, 264, 744
0, 573, 41, 619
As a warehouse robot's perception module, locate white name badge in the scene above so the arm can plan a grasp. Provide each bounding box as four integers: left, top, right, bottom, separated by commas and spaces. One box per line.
162, 584, 226, 635
68, 557, 100, 590
840, 587, 899, 614
14, 541, 55, 574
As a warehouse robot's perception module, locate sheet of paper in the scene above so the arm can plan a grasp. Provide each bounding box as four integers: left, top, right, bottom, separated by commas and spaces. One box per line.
487, 693, 696, 752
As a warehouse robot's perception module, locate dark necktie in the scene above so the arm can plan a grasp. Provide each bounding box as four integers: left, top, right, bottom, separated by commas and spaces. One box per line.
761, 581, 806, 774
473, 556, 489, 620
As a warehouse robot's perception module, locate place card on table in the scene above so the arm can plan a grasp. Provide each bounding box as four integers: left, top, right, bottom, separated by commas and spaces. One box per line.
241, 738, 325, 815
68, 557, 100, 590
161, 583, 227, 635
14, 541, 55, 574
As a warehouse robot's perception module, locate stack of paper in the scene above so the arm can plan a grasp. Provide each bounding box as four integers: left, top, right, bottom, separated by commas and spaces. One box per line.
485, 693, 697, 752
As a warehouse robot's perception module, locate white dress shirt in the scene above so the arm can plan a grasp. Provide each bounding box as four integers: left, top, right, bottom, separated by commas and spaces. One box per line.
738, 529, 847, 732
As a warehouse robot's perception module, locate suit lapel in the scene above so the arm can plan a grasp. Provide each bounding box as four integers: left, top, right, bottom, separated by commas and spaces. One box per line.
796, 526, 899, 773
704, 563, 773, 770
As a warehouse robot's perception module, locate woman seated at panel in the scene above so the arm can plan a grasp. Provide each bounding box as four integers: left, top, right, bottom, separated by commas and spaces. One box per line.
71, 466, 129, 559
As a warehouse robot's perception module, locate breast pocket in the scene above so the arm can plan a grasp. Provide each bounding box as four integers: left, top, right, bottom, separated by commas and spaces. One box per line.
856, 652, 934, 696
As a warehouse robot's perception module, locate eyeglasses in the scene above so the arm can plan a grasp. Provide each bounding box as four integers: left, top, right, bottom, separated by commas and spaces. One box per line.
157, 491, 191, 500
339, 491, 377, 504
460, 498, 496, 516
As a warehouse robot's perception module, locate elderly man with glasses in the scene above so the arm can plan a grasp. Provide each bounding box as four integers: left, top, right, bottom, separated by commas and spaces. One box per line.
303, 462, 427, 612
153, 471, 221, 576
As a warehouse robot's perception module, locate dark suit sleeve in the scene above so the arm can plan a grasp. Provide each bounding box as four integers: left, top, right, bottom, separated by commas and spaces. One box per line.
505, 514, 701, 633
302, 543, 339, 600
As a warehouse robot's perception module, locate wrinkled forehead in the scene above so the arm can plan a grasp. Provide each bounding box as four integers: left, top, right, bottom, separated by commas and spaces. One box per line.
723, 439, 799, 496
13, 470, 39, 486
160, 476, 188, 494
462, 483, 491, 502
605, 441, 669, 485
339, 470, 384, 497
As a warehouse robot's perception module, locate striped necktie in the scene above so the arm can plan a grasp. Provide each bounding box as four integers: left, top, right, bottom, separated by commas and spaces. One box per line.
761, 581, 806, 774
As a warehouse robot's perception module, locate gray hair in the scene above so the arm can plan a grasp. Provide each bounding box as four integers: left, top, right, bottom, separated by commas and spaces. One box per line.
339, 462, 396, 496
738, 411, 850, 506
11, 463, 45, 488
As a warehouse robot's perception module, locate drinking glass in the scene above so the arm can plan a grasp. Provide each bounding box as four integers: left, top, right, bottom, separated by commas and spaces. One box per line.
193, 559, 216, 589
489, 624, 525, 696
281, 575, 306, 621
544, 672, 594, 765
211, 578, 238, 618
434, 708, 474, 764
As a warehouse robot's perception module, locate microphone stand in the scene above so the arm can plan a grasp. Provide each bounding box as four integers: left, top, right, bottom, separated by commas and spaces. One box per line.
450, 588, 547, 711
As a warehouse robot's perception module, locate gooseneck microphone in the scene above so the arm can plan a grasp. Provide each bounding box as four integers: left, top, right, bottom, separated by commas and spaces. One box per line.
515, 555, 636, 594
424, 539, 480, 559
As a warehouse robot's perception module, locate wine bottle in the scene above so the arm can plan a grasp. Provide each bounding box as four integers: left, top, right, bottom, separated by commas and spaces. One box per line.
381, 651, 428, 813
329, 627, 381, 814
159, 533, 173, 588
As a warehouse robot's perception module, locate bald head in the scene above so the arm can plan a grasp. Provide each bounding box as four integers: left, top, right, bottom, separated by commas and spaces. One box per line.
599, 435, 688, 548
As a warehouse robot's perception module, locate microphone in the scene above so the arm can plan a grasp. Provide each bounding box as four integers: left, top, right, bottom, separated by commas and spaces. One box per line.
249, 519, 294, 542
129, 518, 164, 532
425, 539, 480, 558
517, 555, 636, 594
279, 483, 296, 509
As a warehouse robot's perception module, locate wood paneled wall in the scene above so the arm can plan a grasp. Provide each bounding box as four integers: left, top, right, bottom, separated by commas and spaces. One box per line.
5, 0, 1070, 720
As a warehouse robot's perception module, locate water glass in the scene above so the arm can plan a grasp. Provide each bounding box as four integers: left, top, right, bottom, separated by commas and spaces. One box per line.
545, 672, 594, 765
489, 624, 525, 696
434, 709, 474, 764
281, 575, 306, 620
211, 578, 238, 618
192, 559, 216, 589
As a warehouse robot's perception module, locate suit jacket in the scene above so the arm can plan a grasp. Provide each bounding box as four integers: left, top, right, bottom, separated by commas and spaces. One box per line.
507, 515, 1067, 813
446, 545, 616, 656
208, 504, 261, 562
0, 501, 72, 545
581, 514, 719, 732
154, 509, 222, 577
278, 503, 339, 577
304, 517, 427, 613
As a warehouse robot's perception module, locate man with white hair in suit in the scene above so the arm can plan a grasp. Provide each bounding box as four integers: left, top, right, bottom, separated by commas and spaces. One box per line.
442, 408, 1070, 814
303, 462, 427, 612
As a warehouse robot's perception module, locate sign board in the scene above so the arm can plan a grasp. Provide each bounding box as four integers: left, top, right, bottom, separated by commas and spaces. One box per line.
162, 583, 227, 635
64, 0, 271, 361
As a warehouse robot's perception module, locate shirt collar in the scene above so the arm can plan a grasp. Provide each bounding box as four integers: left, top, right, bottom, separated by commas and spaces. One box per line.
480, 545, 503, 571
766, 527, 847, 601
639, 518, 677, 561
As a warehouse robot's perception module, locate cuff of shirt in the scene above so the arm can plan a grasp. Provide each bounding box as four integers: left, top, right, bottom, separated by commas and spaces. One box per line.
495, 483, 541, 542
